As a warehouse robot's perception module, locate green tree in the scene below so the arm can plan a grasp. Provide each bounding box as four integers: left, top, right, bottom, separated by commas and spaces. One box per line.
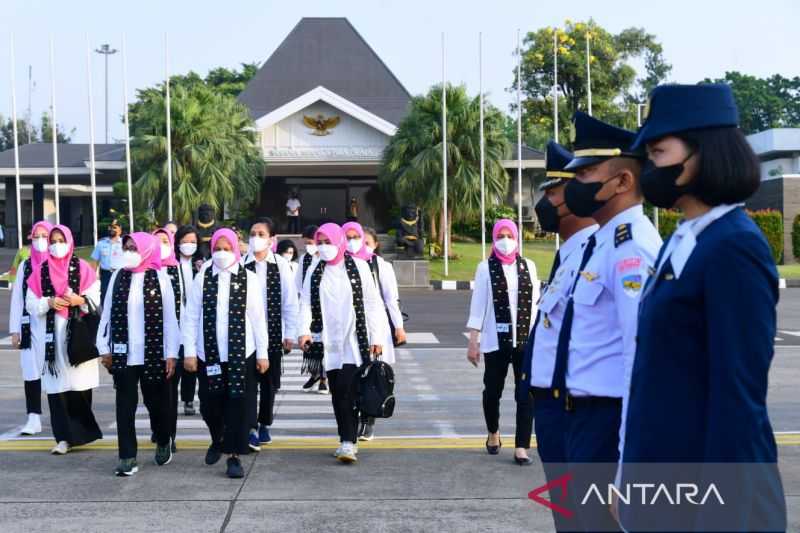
129, 83, 264, 225
703, 72, 800, 134
514, 19, 671, 149
40, 112, 74, 144
0, 113, 73, 151
379, 84, 510, 250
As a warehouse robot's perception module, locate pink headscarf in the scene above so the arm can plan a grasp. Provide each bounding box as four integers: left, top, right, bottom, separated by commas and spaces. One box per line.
124, 232, 161, 272
153, 228, 178, 267
491, 218, 520, 265
315, 223, 346, 266
211, 228, 242, 270
341, 221, 373, 261
29, 220, 54, 269
28, 225, 97, 318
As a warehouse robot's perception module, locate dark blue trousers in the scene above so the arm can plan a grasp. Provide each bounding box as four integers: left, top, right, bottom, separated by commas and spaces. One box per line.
533, 391, 571, 532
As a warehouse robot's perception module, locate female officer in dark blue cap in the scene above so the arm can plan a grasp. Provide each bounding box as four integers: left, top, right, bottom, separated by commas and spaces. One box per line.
617, 84, 786, 532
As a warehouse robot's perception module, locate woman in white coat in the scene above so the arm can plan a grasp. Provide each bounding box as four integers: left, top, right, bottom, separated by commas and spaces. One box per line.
298, 223, 385, 463
9, 220, 52, 435
342, 222, 403, 442
26, 224, 102, 454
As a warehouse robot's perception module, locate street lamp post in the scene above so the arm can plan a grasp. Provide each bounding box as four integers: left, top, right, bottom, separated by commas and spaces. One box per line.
94, 44, 117, 143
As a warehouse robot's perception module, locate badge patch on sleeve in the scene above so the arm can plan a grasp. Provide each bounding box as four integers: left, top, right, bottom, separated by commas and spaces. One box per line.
617, 256, 643, 298
621, 274, 643, 297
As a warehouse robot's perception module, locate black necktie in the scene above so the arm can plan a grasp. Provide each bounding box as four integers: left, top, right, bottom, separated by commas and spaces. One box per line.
547, 249, 562, 285
550, 234, 596, 398
520, 247, 562, 385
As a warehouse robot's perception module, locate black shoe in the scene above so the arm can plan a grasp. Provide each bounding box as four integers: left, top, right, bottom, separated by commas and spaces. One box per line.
155, 444, 173, 466
150, 433, 156, 443
226, 457, 244, 478
171, 436, 177, 453
183, 402, 196, 416
514, 455, 533, 465
359, 422, 375, 442
115, 458, 138, 477
485, 438, 501, 455
302, 375, 320, 391
205, 444, 222, 465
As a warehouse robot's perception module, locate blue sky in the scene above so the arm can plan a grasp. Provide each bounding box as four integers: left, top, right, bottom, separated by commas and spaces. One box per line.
1, 0, 797, 143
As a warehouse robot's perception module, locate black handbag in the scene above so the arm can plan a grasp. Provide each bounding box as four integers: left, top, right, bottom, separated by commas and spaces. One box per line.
356, 360, 396, 418
66, 298, 101, 367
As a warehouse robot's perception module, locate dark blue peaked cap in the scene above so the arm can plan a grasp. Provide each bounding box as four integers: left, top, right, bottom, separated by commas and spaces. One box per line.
539, 141, 575, 191
564, 111, 642, 171
631, 83, 739, 150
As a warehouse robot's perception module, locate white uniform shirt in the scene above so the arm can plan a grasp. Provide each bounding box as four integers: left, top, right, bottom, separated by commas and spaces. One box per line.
9, 259, 44, 380
96, 269, 181, 364
286, 198, 301, 216
177, 257, 196, 321
299, 256, 385, 371
295, 252, 316, 295
243, 251, 300, 341
26, 278, 102, 394
565, 204, 661, 399
466, 257, 540, 354
530, 224, 599, 388
181, 261, 269, 362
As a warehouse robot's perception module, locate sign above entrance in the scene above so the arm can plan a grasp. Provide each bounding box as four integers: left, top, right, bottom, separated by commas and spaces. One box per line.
303, 114, 341, 136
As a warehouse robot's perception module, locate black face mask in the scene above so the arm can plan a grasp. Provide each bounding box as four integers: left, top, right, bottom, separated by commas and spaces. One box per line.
534, 195, 565, 234
108, 229, 118, 238
640, 153, 695, 209
564, 174, 621, 218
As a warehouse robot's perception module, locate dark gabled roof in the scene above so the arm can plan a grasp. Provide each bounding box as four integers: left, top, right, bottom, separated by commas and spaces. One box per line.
0, 143, 124, 168
238, 17, 412, 126
510, 144, 545, 160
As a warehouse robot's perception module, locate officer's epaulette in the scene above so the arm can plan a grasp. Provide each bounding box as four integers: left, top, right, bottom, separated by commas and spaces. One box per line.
614, 223, 632, 247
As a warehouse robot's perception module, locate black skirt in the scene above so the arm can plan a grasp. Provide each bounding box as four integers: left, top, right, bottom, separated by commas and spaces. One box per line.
47, 390, 103, 446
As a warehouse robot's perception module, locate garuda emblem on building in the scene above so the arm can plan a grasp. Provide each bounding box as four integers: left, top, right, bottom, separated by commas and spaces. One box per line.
303, 114, 341, 136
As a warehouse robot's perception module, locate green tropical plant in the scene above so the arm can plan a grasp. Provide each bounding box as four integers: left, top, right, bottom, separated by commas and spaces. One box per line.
129, 83, 264, 225
379, 84, 510, 250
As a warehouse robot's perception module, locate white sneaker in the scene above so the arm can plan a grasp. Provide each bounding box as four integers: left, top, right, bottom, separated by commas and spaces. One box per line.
50, 441, 70, 455
337, 441, 357, 463
20, 414, 42, 435
333, 444, 343, 458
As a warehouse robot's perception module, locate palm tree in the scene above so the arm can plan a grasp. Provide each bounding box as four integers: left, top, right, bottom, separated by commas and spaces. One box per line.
379, 84, 510, 250
130, 83, 264, 225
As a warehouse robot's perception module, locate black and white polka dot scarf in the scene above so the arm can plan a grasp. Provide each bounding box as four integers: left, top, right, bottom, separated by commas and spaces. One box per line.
19, 259, 33, 349
488, 254, 533, 351
166, 265, 181, 322
245, 260, 283, 358
202, 266, 248, 398
302, 252, 313, 280
110, 269, 165, 383
39, 257, 81, 376
304, 255, 370, 375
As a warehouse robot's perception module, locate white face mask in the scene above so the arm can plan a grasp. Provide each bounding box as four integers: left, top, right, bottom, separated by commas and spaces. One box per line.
49, 242, 69, 259
249, 236, 269, 253
160, 244, 172, 260
346, 238, 363, 254
32, 237, 49, 253
212, 250, 235, 270
365, 245, 375, 255
495, 236, 517, 255
179, 242, 197, 257
122, 251, 142, 270
281, 253, 294, 262
318, 244, 339, 262
305, 243, 318, 256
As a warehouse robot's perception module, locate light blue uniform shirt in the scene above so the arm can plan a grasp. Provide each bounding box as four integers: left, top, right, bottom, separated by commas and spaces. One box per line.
91, 237, 123, 271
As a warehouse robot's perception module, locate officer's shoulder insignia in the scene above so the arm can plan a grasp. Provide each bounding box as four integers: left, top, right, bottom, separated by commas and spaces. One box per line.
614, 223, 632, 248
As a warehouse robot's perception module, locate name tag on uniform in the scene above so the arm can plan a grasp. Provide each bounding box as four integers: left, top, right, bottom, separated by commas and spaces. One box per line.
496, 323, 511, 333
45, 333, 54, 343
113, 343, 127, 354
206, 364, 222, 376
312, 332, 323, 343
20, 315, 30, 325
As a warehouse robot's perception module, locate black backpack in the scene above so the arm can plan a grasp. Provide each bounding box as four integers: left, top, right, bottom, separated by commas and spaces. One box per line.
356, 360, 396, 418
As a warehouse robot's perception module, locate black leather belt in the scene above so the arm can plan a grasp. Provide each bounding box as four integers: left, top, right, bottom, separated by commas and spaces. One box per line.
564, 394, 621, 412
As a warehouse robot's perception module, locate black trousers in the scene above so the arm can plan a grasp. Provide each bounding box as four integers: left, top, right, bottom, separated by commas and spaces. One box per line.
47, 390, 102, 446
482, 347, 533, 449
168, 347, 197, 437
24, 379, 42, 414
115, 365, 172, 459
327, 364, 359, 443
252, 352, 281, 429
287, 216, 300, 234
198, 355, 257, 455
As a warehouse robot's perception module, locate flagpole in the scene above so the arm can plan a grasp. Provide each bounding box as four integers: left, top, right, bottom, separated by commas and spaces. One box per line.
9, 35, 23, 249
49, 36, 60, 224
86, 36, 98, 246
516, 29, 523, 256
553, 28, 560, 251
479, 32, 486, 261
122, 34, 134, 232
165, 33, 173, 222
586, 31, 592, 116
441, 32, 448, 277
